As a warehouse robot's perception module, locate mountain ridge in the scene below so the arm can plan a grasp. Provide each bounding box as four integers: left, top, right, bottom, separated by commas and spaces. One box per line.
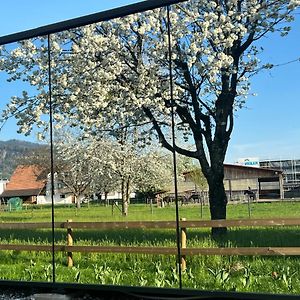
0, 139, 43, 179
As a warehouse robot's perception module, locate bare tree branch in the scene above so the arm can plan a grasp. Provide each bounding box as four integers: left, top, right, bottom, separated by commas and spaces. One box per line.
142, 106, 199, 158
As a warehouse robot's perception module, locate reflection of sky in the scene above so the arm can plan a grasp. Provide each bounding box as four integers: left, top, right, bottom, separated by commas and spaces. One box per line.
0, 0, 144, 36
0, 2, 299, 163
0, 61, 45, 142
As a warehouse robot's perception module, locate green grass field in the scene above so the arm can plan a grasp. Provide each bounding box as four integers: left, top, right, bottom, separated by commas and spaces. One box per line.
0, 201, 300, 294
2, 200, 300, 222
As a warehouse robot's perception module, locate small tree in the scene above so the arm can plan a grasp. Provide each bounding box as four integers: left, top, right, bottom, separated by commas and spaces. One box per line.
54, 134, 95, 208
189, 168, 208, 201
18, 137, 93, 208
99, 141, 172, 216
93, 170, 118, 206
134, 151, 173, 198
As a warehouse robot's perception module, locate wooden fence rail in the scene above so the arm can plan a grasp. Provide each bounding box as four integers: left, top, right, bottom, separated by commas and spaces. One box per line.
0, 218, 299, 269
1, 218, 300, 229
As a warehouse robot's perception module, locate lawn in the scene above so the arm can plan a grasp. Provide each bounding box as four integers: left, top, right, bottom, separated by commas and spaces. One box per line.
1, 200, 300, 222
0, 201, 299, 294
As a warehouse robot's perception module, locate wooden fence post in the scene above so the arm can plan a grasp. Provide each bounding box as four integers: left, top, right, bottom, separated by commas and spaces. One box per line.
67, 219, 73, 267
181, 218, 187, 271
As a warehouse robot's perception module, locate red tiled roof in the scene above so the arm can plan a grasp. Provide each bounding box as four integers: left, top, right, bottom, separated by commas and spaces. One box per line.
1, 165, 47, 197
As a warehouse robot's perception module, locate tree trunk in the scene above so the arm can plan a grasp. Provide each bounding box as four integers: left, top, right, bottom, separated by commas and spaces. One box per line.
126, 178, 130, 205
207, 174, 227, 237
121, 180, 128, 216
104, 191, 109, 207
75, 195, 81, 209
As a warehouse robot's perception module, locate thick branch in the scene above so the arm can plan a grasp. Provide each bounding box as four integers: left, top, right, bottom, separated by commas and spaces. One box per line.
226, 111, 234, 137
142, 106, 199, 159
174, 57, 215, 119
176, 104, 199, 134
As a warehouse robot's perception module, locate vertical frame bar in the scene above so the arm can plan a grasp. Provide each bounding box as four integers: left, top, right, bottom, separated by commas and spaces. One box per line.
47, 34, 56, 283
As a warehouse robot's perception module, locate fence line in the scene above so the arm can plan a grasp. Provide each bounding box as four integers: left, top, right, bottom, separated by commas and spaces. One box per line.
1, 218, 300, 230
0, 218, 299, 269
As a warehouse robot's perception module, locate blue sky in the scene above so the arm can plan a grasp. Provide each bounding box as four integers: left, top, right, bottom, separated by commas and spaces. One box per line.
0, 0, 142, 36
228, 17, 300, 163
0, 1, 299, 163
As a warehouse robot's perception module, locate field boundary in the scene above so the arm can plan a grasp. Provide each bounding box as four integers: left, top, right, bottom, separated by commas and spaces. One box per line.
0, 218, 300, 269
1, 218, 300, 229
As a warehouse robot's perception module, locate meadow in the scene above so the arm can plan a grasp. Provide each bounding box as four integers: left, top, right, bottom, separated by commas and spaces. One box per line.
0, 200, 300, 294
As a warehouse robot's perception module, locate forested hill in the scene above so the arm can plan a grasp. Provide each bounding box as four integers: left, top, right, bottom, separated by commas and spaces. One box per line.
0, 139, 42, 179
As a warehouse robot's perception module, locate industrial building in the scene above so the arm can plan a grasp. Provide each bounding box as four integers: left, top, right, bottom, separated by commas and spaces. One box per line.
260, 159, 300, 198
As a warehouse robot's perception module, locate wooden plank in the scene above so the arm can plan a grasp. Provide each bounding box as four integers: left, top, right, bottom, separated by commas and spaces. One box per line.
60, 221, 177, 229
0, 244, 178, 255
62, 218, 300, 229
64, 245, 178, 255
0, 244, 300, 256
64, 246, 300, 256
0, 222, 61, 229
0, 244, 65, 251
0, 218, 299, 231
182, 247, 300, 256
181, 218, 300, 228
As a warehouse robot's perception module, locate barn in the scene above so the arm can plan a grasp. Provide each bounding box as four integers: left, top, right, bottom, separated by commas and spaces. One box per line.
223, 164, 284, 200
181, 164, 284, 202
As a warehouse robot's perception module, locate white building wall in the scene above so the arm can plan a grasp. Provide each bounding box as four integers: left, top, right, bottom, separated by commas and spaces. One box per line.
105, 191, 136, 200
37, 194, 73, 205
0, 180, 8, 195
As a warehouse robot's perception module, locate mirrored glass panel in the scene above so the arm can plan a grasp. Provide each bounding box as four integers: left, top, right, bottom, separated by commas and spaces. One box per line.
0, 37, 54, 282
0, 0, 299, 296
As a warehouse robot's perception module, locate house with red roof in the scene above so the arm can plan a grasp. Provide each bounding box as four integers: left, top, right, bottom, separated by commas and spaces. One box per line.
0, 165, 74, 205
0, 165, 46, 204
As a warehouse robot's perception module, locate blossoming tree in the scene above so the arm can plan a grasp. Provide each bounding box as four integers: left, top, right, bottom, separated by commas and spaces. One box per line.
0, 0, 299, 233
88, 134, 173, 216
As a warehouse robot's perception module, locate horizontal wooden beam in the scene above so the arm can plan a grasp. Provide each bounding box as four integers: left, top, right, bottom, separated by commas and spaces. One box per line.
63, 246, 300, 256
0, 244, 62, 251
180, 218, 300, 228
0, 244, 178, 255
0, 222, 59, 229
182, 247, 300, 256
1, 244, 300, 256
0, 218, 299, 230
64, 245, 178, 255
60, 221, 178, 229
